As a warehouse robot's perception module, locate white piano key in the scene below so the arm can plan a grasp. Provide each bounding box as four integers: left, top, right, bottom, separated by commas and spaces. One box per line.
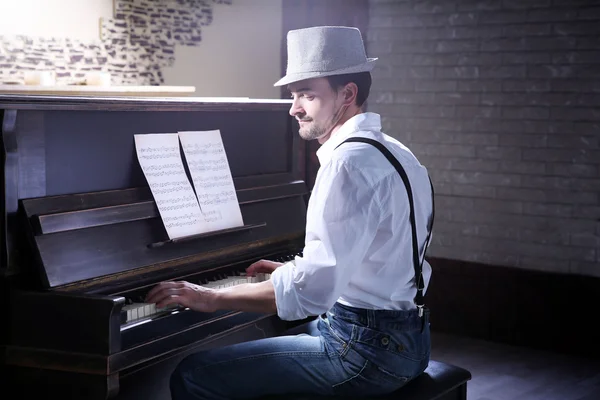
194, 267, 278, 292
123, 302, 159, 323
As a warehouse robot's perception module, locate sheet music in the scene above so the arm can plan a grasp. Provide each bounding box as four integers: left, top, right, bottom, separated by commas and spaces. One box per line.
134, 133, 209, 239
178, 130, 244, 231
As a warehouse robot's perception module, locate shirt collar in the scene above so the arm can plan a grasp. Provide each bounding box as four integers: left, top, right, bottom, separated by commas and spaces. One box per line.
316, 112, 382, 166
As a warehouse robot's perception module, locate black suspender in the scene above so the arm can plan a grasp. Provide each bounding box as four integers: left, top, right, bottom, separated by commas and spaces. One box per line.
335, 137, 435, 317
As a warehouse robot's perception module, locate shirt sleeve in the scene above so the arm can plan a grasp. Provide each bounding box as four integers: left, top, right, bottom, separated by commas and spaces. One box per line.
270, 159, 381, 321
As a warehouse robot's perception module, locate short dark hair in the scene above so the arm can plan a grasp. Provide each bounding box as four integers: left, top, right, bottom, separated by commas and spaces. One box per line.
326, 72, 372, 107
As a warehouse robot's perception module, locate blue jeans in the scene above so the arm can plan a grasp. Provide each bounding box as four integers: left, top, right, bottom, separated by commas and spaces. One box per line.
170, 302, 431, 399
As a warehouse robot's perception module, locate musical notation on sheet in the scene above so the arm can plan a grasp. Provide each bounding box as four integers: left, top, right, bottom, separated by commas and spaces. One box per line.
178, 130, 244, 231
134, 133, 209, 239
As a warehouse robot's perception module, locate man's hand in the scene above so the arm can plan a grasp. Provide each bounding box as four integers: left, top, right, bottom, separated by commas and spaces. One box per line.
145, 281, 218, 313
246, 259, 283, 276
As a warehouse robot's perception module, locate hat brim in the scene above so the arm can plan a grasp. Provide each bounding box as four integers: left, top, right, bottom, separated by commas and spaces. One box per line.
273, 58, 378, 87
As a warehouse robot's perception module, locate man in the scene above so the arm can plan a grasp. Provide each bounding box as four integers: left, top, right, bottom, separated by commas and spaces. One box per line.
146, 26, 435, 400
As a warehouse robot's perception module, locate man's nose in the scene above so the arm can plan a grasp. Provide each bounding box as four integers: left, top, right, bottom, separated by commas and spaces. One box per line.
289, 98, 303, 117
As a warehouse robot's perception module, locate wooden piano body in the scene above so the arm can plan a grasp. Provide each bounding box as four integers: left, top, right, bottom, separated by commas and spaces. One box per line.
0, 94, 311, 399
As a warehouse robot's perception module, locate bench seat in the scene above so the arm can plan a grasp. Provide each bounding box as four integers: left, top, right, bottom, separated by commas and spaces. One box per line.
260, 360, 472, 400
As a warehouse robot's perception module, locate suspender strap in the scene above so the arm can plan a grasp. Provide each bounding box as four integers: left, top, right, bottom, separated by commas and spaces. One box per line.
335, 137, 435, 316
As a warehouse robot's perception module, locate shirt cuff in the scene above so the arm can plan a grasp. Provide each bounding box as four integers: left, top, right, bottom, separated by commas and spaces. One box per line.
270, 261, 302, 321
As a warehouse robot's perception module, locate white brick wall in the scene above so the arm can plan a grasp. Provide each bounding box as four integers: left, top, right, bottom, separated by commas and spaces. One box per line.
366, 0, 600, 277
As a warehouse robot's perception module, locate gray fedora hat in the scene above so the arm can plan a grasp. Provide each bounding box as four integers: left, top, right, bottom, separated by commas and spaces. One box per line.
274, 26, 377, 87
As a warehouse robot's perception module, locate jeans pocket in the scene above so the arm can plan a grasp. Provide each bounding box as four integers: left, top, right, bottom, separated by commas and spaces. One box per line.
387, 330, 430, 361
318, 315, 348, 357
332, 358, 410, 397
353, 322, 430, 362
375, 350, 430, 384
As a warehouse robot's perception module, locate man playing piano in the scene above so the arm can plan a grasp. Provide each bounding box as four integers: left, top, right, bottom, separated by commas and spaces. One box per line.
146, 25, 435, 400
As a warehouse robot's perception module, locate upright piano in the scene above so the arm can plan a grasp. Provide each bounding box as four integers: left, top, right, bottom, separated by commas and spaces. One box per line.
0, 94, 313, 399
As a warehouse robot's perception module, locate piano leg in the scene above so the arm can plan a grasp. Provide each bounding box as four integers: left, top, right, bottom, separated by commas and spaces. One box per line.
7, 366, 119, 400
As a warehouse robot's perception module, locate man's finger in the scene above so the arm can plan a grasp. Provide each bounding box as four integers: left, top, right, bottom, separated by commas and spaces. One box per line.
156, 294, 184, 309
246, 261, 260, 275
145, 281, 182, 301
146, 286, 181, 304
247, 259, 270, 272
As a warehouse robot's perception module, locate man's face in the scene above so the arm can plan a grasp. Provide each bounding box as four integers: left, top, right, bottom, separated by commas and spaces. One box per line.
288, 78, 344, 142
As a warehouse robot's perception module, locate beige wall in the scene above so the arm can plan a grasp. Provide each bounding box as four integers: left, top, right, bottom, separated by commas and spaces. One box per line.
0, 0, 282, 99
0, 0, 113, 41
163, 0, 283, 98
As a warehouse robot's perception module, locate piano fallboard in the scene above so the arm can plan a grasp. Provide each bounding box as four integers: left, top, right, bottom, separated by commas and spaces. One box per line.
19, 182, 307, 290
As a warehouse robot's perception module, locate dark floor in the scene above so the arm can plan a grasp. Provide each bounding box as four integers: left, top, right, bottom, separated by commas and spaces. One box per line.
430, 331, 600, 400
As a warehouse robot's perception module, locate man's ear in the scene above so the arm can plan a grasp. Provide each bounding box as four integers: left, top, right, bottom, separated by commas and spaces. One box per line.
343, 83, 358, 106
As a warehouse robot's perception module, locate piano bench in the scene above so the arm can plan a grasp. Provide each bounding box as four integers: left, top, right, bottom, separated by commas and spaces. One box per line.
260, 360, 471, 400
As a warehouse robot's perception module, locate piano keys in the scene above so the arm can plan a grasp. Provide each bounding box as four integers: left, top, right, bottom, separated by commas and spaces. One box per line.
0, 94, 314, 399
121, 260, 296, 326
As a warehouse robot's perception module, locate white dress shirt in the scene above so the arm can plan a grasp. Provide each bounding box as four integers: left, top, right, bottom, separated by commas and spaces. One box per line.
271, 112, 434, 321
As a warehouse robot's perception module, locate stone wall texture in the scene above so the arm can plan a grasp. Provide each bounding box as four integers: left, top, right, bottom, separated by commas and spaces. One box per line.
0, 0, 231, 85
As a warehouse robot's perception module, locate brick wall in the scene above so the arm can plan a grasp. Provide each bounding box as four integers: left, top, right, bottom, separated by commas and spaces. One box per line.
366, 0, 600, 277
